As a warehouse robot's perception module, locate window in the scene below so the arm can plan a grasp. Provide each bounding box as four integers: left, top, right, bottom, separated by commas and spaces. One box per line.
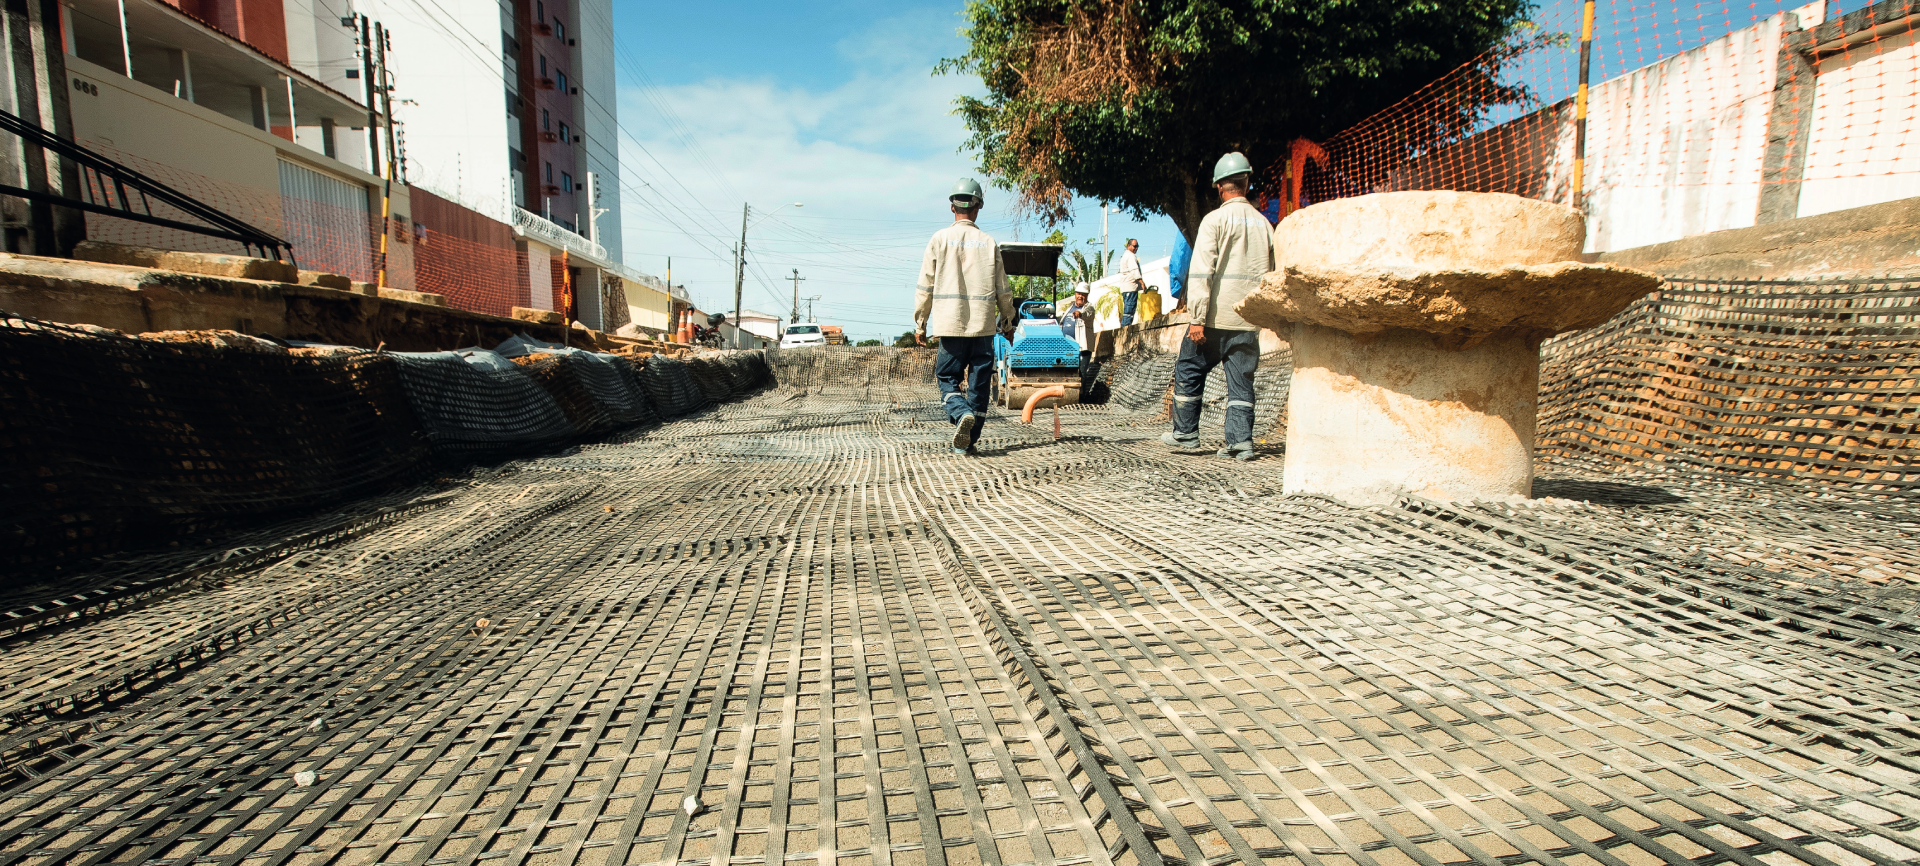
558, 121, 569, 141
545, 162, 552, 183
786, 325, 821, 335
561, 172, 572, 192
541, 108, 549, 131
536, 1, 543, 19
538, 55, 546, 77
554, 19, 565, 41
557, 71, 568, 93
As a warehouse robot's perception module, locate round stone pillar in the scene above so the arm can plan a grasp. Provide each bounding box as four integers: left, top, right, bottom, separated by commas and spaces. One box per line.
1235, 191, 1660, 503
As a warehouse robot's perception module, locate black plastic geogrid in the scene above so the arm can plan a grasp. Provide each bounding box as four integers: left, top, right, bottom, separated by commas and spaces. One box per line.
0, 315, 771, 574
0, 277, 1915, 866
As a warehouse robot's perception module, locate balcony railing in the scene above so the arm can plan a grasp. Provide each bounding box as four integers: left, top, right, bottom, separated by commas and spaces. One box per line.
510, 206, 605, 261
0, 107, 292, 261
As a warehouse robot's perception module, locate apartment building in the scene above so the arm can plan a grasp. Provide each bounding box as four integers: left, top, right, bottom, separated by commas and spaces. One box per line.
18, 0, 662, 327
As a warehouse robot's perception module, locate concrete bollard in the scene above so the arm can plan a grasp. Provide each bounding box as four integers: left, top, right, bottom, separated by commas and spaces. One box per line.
1236, 191, 1660, 503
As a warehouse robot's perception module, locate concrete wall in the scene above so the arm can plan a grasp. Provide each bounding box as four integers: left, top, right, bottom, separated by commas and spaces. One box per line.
66, 55, 404, 287
1581, 14, 1786, 253
68, 55, 282, 232
623, 279, 671, 332
1597, 193, 1920, 279
1367, 0, 1920, 254
1798, 27, 1920, 218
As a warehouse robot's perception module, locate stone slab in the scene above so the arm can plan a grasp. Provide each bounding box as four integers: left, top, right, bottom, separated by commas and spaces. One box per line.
71, 240, 298, 283
377, 288, 448, 307
298, 270, 352, 291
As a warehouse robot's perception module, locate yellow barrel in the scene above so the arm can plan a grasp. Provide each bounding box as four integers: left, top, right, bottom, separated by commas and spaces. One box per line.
1137, 289, 1162, 321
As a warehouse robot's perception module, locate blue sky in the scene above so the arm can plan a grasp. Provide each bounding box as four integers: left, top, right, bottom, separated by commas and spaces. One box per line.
606, 0, 1846, 342
606, 0, 1181, 342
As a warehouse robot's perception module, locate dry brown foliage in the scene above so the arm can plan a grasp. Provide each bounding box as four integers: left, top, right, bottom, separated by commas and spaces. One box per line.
999, 1, 1179, 222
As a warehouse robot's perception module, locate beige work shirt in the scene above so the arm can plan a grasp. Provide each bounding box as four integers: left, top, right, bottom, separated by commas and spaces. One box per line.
914, 220, 1014, 338
1116, 249, 1144, 286
1188, 197, 1274, 332
1060, 298, 1094, 351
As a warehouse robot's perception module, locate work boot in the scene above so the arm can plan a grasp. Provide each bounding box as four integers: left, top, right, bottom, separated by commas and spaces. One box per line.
1217, 441, 1255, 462
953, 413, 978, 451
1161, 431, 1201, 451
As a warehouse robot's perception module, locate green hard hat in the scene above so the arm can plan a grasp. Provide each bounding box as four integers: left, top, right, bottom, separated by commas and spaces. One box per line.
1212, 151, 1252, 184
949, 177, 983, 207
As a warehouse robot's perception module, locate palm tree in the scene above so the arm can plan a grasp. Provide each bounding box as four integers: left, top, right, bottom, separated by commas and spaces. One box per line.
1061, 242, 1121, 318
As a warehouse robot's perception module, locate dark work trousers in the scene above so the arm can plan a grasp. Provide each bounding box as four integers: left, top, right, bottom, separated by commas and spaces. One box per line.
1120, 291, 1139, 326
1172, 328, 1259, 444
935, 335, 995, 445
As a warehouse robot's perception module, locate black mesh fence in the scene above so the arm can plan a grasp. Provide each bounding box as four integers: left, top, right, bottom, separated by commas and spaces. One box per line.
9, 272, 1918, 576
1, 314, 777, 575
0, 318, 427, 574
390, 351, 577, 455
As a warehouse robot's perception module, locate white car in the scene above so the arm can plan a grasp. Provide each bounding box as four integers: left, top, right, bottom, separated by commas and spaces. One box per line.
780, 323, 828, 348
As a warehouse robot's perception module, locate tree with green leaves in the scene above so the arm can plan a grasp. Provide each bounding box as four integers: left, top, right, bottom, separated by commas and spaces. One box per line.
857, 338, 884, 346
941, 0, 1539, 240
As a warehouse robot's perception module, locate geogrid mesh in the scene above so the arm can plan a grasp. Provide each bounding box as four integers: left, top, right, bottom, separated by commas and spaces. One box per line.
0, 316, 426, 575
0, 348, 1913, 866
0, 318, 773, 574
1538, 275, 1920, 490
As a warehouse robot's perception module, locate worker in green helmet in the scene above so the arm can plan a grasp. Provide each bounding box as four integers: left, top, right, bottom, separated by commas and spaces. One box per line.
1162, 152, 1273, 462
915, 178, 1016, 456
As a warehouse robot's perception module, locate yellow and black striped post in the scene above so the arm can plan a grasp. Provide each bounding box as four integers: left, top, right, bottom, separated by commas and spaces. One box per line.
1573, 0, 1596, 211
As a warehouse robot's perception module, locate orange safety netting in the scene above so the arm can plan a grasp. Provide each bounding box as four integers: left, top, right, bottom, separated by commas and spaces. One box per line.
1277, 0, 1919, 245
412, 227, 531, 318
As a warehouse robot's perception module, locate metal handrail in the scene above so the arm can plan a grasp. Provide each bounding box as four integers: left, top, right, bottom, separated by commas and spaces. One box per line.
0, 107, 294, 262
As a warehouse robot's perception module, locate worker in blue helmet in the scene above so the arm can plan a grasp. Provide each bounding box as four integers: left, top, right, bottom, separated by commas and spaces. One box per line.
915, 178, 1016, 455
1162, 152, 1273, 461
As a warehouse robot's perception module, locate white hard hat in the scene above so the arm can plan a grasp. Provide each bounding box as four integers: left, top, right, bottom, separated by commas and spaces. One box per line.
1074, 282, 1090, 295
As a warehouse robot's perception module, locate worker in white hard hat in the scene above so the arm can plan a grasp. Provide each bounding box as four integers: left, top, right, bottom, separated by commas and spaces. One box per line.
1162, 152, 1273, 462
1058, 282, 1095, 390
915, 178, 1016, 456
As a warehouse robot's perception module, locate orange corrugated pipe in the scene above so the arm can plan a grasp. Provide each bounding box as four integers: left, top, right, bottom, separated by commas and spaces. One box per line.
1022, 386, 1066, 424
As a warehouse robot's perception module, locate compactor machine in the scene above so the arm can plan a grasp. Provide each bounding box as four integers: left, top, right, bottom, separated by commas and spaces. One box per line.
994, 242, 1081, 409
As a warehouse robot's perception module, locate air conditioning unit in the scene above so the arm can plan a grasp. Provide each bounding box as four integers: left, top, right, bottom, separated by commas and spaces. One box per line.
537, 78, 556, 90
542, 184, 561, 195
535, 22, 552, 34
539, 131, 559, 142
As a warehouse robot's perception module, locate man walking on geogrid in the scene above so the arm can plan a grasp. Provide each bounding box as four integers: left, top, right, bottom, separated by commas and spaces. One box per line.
915, 178, 1015, 456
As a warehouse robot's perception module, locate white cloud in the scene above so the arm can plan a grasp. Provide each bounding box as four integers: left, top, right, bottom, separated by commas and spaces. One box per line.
612, 8, 1180, 341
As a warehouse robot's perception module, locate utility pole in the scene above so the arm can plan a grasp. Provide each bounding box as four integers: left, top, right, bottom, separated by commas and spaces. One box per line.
805, 295, 821, 324
357, 16, 378, 172
733, 203, 748, 349
371, 19, 397, 287
1573, 0, 1596, 211
789, 268, 806, 323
